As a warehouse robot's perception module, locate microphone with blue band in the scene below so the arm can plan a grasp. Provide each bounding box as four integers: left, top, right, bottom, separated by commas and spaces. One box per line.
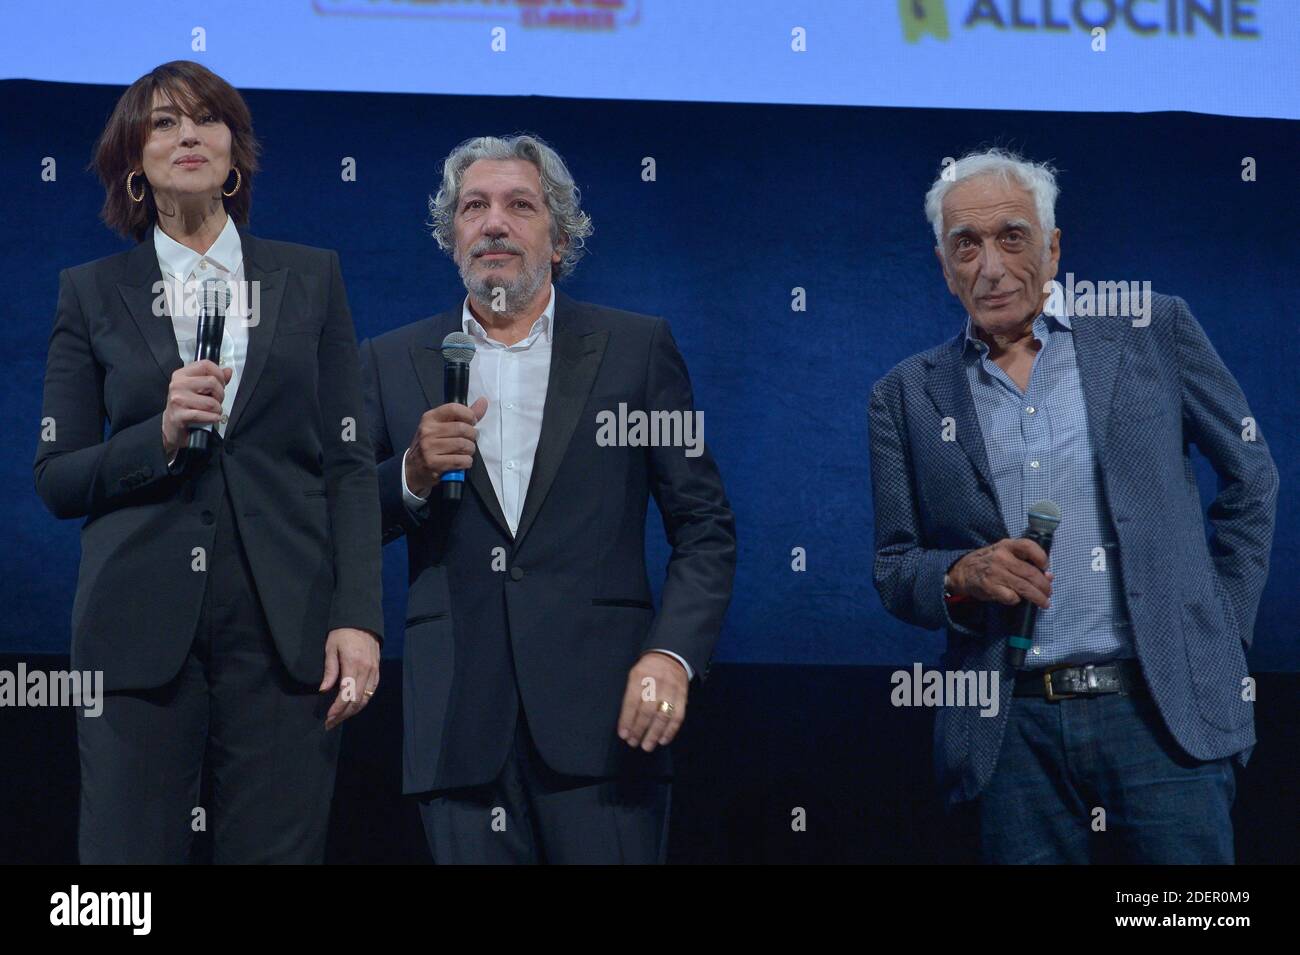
1008, 500, 1061, 670
439, 331, 477, 505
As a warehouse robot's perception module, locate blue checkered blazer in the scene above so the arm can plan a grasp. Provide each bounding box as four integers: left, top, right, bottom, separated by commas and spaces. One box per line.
868, 293, 1279, 807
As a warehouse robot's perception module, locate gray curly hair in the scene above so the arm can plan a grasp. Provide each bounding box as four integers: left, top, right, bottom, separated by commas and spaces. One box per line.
427, 133, 593, 281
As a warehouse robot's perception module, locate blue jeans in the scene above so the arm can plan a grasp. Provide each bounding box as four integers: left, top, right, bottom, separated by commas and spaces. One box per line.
976, 687, 1236, 864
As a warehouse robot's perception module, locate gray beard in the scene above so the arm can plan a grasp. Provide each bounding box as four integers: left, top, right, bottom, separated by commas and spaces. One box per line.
460, 254, 551, 319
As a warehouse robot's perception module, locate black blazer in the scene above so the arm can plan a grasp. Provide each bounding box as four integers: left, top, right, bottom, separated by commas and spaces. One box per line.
361, 291, 736, 793
34, 227, 384, 692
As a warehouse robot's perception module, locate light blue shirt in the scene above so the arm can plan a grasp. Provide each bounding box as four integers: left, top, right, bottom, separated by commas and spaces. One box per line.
962, 311, 1133, 667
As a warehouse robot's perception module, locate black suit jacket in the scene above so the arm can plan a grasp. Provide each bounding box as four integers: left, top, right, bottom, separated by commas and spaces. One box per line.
361, 291, 736, 793
34, 227, 384, 692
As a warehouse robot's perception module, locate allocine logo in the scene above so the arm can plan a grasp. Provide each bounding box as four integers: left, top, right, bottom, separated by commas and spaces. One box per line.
902, 0, 952, 41
900, 0, 1261, 42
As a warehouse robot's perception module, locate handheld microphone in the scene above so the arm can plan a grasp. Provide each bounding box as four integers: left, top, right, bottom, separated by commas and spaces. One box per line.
186, 279, 230, 456
1008, 500, 1062, 669
439, 331, 477, 504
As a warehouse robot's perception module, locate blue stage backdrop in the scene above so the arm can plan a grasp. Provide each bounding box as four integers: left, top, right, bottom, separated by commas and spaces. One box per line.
4, 80, 1297, 670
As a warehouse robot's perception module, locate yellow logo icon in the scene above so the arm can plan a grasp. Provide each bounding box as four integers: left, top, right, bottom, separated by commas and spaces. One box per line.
900, 0, 950, 42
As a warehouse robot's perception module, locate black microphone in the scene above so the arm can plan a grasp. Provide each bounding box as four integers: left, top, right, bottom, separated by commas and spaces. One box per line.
1008, 500, 1062, 669
439, 331, 477, 504
186, 279, 230, 456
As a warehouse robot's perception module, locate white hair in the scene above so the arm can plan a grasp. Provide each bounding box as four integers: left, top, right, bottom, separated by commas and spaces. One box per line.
924, 148, 1059, 254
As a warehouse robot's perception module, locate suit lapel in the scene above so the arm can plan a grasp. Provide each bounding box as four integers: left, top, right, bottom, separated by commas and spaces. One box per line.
1070, 313, 1126, 461
925, 333, 999, 501
513, 291, 607, 548
116, 235, 182, 383
411, 308, 513, 539
225, 229, 285, 435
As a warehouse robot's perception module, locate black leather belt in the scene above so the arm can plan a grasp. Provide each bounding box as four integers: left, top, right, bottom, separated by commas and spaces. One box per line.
1013, 659, 1146, 701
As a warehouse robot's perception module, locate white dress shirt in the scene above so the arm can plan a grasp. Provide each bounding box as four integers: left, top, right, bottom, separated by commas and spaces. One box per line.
401, 285, 692, 678
154, 216, 249, 442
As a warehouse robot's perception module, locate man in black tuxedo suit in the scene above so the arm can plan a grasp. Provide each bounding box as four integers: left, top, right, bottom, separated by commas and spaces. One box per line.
361, 134, 736, 863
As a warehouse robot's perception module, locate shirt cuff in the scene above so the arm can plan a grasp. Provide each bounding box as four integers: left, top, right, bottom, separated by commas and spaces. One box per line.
401, 448, 431, 511
647, 649, 694, 681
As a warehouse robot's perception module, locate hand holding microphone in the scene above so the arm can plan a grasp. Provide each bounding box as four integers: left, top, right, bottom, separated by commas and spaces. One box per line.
945, 538, 1053, 608
945, 501, 1061, 669
162, 360, 232, 460
161, 280, 233, 463
404, 396, 488, 499
404, 332, 489, 504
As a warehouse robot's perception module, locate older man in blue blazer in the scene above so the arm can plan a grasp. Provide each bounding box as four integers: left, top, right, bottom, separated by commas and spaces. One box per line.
868, 148, 1278, 863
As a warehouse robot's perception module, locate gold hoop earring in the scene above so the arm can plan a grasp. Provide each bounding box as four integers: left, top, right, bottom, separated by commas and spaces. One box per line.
222, 167, 242, 198
126, 170, 145, 203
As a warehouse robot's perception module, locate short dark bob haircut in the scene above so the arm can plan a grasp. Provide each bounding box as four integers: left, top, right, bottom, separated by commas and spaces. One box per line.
92, 60, 261, 242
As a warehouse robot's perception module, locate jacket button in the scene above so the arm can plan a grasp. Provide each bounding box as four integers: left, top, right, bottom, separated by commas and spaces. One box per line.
509, 566, 524, 581
201, 511, 215, 525
224, 440, 235, 455
141, 466, 153, 479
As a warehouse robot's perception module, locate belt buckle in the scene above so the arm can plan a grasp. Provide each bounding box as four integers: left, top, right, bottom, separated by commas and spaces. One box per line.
1043, 664, 1078, 702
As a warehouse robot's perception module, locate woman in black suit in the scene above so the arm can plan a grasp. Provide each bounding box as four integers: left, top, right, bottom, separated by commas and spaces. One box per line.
34, 60, 383, 863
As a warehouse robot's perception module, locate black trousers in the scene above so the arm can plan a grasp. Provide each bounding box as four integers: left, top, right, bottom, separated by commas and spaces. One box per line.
77, 453, 339, 864
419, 700, 671, 864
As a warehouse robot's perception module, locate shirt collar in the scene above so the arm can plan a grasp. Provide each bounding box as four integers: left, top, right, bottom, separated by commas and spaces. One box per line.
153, 215, 243, 279
962, 305, 1070, 356
461, 283, 556, 345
